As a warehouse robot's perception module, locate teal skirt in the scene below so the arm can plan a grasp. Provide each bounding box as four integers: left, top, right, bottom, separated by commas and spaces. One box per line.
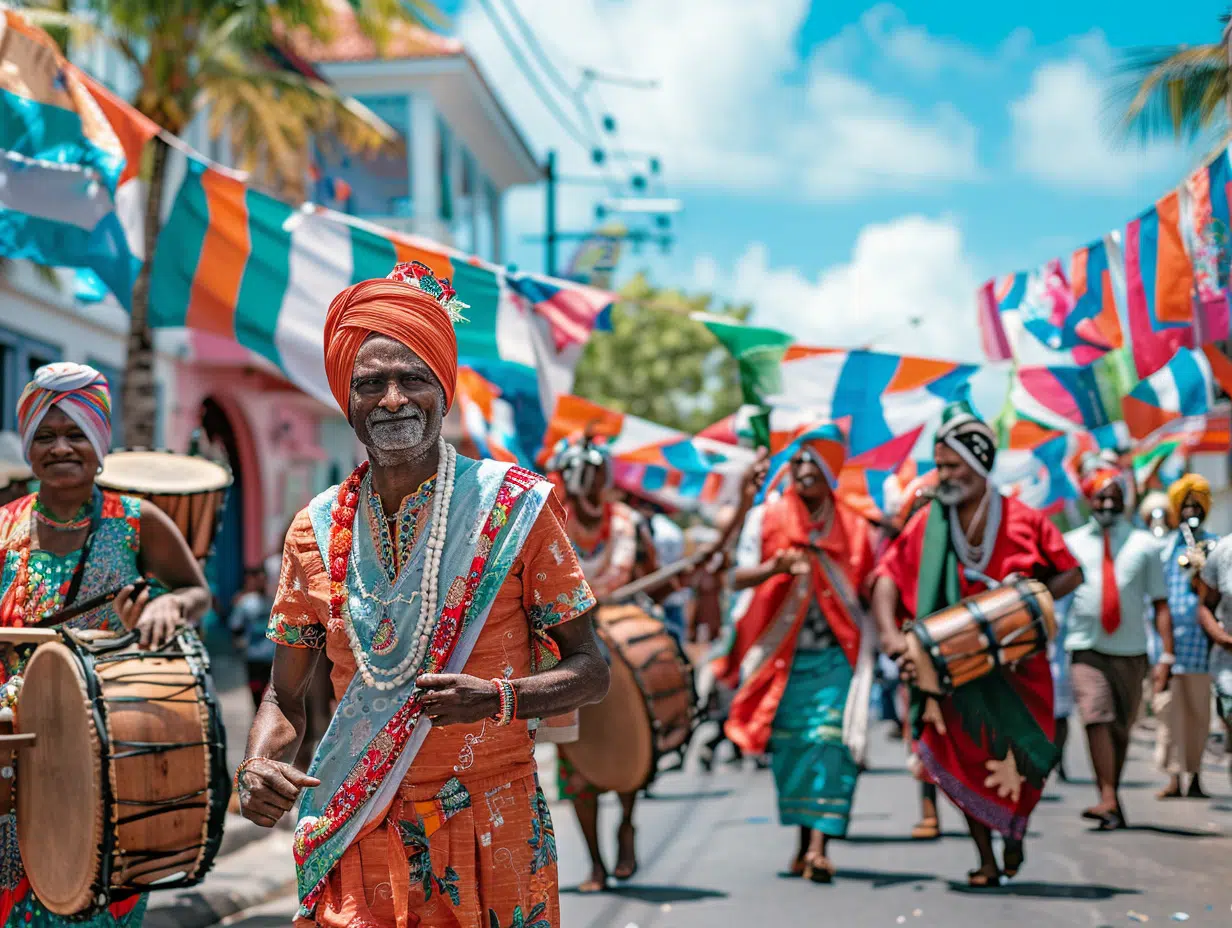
769, 647, 859, 837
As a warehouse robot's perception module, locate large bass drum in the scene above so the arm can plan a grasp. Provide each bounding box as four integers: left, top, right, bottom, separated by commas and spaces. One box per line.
15, 629, 229, 916
905, 578, 1056, 695
96, 451, 232, 561
563, 605, 696, 794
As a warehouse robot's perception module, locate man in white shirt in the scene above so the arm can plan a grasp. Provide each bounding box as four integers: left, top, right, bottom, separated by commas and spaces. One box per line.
1063, 465, 1173, 830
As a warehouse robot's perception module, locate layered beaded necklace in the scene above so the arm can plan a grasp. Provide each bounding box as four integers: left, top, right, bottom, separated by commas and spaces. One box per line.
328, 438, 458, 691
3, 492, 98, 628
32, 497, 92, 533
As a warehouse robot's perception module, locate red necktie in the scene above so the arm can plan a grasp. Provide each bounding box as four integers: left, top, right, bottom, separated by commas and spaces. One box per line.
1101, 531, 1121, 635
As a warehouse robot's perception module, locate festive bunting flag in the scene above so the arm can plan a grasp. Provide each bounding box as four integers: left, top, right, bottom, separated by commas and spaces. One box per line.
149, 159, 614, 417
1121, 346, 1224, 439
0, 12, 157, 307
766, 347, 977, 461
993, 434, 1080, 515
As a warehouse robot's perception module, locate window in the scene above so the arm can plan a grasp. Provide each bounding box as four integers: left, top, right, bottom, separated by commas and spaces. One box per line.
438, 118, 453, 222
0, 327, 60, 432
455, 149, 477, 253
314, 94, 412, 218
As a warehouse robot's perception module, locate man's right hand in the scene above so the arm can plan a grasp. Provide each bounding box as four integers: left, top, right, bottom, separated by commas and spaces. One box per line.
237, 758, 321, 828
880, 629, 910, 661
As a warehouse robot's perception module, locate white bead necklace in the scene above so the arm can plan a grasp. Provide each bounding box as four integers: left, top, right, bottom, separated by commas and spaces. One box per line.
342, 438, 457, 691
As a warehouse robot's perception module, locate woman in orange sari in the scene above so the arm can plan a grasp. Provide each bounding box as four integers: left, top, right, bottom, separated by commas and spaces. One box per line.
713, 423, 876, 883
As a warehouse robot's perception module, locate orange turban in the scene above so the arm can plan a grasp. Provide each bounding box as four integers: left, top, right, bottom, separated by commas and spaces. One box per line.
323, 278, 459, 417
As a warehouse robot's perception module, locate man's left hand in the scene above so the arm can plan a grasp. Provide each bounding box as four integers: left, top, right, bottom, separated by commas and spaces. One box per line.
1151, 662, 1173, 695
416, 673, 502, 726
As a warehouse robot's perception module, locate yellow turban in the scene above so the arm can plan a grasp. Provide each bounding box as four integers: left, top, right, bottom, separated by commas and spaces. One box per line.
1168, 474, 1211, 519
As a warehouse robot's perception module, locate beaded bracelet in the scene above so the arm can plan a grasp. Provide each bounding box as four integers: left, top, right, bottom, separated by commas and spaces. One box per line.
490, 678, 517, 726
233, 756, 264, 791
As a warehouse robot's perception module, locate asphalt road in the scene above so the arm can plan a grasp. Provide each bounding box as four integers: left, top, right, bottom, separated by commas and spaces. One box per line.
213, 715, 1232, 928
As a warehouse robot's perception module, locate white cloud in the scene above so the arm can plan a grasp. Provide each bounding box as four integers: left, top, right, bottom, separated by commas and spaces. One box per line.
456, 0, 979, 202
823, 4, 1032, 77
1008, 37, 1178, 191
698, 215, 985, 362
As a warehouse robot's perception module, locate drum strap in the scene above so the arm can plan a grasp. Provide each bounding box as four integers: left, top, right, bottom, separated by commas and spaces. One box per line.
37, 488, 102, 627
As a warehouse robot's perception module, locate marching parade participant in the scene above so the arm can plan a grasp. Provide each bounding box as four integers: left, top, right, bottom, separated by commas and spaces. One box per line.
1063, 463, 1171, 830
236, 263, 610, 928
715, 422, 876, 884
0, 362, 209, 928
1153, 474, 1217, 800
872, 398, 1083, 887
544, 434, 660, 893
1198, 533, 1232, 782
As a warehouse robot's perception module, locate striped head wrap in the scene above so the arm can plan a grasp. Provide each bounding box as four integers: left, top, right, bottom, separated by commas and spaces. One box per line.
762, 420, 848, 499
17, 363, 112, 463
935, 396, 996, 478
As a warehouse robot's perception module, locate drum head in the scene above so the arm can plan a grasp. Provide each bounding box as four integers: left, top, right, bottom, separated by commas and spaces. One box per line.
97, 451, 232, 495
17, 642, 103, 916
566, 630, 654, 795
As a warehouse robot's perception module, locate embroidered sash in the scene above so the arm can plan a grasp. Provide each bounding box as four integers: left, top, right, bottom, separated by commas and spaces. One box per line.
294, 457, 553, 914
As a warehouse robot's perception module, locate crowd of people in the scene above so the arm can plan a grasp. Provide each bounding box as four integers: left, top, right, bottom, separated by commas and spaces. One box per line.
0, 260, 1228, 928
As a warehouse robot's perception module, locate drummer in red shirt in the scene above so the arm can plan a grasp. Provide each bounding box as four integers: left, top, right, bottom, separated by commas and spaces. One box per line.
871, 398, 1083, 887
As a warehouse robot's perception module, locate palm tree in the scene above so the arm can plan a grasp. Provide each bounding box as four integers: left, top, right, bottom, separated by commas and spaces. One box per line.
19, 0, 444, 448
1117, 10, 1232, 143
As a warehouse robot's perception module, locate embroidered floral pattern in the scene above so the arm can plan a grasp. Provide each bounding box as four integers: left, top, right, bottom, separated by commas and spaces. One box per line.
488, 903, 552, 928
370, 614, 398, 655
268, 612, 327, 650
528, 586, 595, 632
527, 782, 557, 875
365, 476, 435, 583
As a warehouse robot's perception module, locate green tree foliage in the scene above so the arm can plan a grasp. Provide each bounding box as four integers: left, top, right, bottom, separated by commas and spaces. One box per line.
572, 272, 750, 434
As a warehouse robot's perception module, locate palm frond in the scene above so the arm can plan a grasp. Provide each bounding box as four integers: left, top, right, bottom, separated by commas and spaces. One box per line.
1112, 43, 1230, 142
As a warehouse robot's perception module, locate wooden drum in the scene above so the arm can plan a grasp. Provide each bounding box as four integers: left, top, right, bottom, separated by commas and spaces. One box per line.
96, 451, 232, 561
905, 579, 1056, 696
15, 630, 229, 916
564, 605, 696, 794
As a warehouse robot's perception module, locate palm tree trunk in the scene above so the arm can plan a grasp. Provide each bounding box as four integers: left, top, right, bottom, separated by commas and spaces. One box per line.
122, 136, 169, 450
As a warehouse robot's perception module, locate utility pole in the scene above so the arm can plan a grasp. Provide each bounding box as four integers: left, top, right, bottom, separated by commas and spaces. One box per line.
544, 149, 558, 278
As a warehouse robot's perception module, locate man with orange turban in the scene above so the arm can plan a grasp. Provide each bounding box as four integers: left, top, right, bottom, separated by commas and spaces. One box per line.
236, 262, 611, 928
1063, 459, 1171, 831
713, 422, 877, 885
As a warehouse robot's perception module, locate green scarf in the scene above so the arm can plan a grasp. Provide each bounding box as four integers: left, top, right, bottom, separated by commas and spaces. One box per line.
911, 500, 1059, 788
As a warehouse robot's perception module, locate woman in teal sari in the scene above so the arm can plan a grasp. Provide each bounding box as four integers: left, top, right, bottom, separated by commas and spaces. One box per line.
713, 423, 876, 883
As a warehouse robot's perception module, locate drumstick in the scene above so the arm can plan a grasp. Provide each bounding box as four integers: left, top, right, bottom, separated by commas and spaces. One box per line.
38, 579, 150, 627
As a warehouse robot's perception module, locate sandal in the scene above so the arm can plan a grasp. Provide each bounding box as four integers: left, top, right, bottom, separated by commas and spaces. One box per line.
911, 817, 940, 841
966, 867, 1001, 889
613, 822, 638, 880
1002, 839, 1024, 879
1096, 809, 1125, 831
802, 853, 835, 884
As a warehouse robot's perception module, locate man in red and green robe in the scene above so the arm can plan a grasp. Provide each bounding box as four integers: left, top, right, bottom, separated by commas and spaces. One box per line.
871, 399, 1083, 886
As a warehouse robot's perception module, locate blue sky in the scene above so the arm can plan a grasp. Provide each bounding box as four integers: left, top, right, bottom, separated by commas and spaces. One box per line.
445, 0, 1228, 362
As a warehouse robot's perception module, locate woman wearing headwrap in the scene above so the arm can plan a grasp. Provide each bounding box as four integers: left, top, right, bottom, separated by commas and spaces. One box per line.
872, 398, 1083, 886
0, 362, 209, 928
1151, 474, 1217, 800
713, 422, 876, 884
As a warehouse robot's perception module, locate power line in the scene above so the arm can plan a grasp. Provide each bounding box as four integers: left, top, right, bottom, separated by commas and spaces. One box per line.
475, 0, 591, 149
495, 0, 629, 197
